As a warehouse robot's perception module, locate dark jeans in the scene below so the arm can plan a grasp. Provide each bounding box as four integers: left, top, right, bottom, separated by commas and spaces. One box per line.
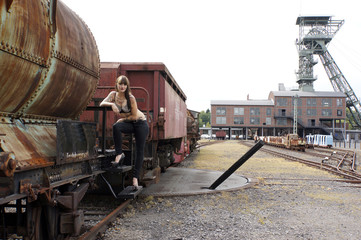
113, 120, 149, 179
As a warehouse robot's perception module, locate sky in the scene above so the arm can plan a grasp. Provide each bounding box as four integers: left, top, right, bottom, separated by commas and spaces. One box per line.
62, 0, 361, 112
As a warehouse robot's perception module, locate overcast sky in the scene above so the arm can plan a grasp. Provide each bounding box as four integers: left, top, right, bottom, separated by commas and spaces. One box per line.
62, 0, 361, 112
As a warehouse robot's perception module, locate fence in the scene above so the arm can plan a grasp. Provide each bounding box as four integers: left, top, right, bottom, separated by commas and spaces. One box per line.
333, 140, 361, 150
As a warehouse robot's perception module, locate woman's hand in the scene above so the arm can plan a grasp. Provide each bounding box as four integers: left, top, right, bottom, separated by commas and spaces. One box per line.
116, 118, 126, 123
111, 103, 120, 114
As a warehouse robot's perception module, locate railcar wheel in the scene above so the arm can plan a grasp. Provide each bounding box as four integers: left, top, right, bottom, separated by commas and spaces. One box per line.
28, 202, 65, 240
29, 204, 47, 240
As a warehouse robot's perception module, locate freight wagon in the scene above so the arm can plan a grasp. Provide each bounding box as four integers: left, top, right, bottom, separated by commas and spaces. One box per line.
262, 134, 306, 151
306, 134, 333, 148
81, 62, 191, 173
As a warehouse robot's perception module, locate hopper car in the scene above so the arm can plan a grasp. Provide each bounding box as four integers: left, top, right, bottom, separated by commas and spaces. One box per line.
0, 1, 199, 239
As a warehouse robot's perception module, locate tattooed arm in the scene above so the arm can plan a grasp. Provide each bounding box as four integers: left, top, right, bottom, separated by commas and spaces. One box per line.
99, 91, 120, 115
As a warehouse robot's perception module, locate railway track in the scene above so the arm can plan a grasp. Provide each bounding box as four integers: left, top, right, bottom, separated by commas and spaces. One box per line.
243, 141, 361, 181
67, 195, 131, 240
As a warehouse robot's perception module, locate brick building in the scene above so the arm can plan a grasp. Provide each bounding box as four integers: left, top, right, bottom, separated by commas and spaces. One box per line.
211, 90, 346, 140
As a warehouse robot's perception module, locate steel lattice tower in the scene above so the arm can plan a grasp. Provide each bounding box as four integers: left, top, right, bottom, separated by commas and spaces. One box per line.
296, 16, 361, 128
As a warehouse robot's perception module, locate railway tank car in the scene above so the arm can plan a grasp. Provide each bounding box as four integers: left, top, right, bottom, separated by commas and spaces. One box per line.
0, 0, 101, 238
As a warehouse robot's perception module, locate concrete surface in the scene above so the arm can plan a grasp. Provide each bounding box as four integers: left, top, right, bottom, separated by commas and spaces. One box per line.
140, 167, 254, 197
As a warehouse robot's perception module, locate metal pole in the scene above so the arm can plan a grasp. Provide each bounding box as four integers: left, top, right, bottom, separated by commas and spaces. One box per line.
209, 140, 264, 190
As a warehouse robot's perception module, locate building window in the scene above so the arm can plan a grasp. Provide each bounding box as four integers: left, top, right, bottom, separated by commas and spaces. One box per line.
216, 117, 226, 124
307, 109, 317, 116
276, 98, 287, 106
307, 98, 317, 106
308, 119, 316, 127
322, 99, 332, 107
276, 118, 287, 125
234, 117, 244, 125
250, 117, 260, 125
234, 107, 244, 115
297, 109, 302, 116
337, 99, 343, 107
278, 109, 286, 117
266, 108, 272, 116
322, 109, 332, 116
250, 108, 260, 115
266, 117, 272, 125
216, 107, 226, 115
337, 109, 343, 116
292, 98, 302, 106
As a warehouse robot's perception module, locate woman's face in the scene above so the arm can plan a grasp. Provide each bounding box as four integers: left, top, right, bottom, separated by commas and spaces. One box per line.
117, 82, 127, 93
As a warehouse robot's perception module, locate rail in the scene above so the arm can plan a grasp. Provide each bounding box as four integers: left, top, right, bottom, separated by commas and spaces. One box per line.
242, 141, 361, 181
78, 199, 132, 240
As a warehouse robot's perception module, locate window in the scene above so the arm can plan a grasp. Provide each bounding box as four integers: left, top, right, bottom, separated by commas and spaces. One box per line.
308, 119, 316, 127
337, 110, 343, 116
276, 98, 287, 106
216, 117, 226, 124
234, 107, 244, 115
266, 117, 272, 125
276, 118, 287, 125
307, 109, 317, 116
250, 117, 260, 125
322, 109, 332, 116
297, 109, 302, 116
292, 98, 302, 106
266, 108, 272, 116
307, 98, 317, 106
234, 117, 244, 125
278, 109, 286, 116
216, 107, 226, 115
250, 108, 260, 115
337, 99, 343, 107
322, 99, 332, 107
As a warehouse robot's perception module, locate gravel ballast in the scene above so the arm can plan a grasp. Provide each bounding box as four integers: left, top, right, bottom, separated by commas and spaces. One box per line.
99, 140, 361, 240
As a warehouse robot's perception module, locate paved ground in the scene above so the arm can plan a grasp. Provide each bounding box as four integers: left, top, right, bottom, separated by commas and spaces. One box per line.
140, 168, 252, 197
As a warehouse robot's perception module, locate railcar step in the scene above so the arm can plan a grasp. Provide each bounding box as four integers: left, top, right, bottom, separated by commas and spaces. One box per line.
104, 165, 132, 173
117, 186, 143, 199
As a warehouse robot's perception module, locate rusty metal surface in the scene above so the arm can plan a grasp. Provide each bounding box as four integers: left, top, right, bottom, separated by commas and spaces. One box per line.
164, 80, 187, 139
0, 119, 56, 171
0, 0, 100, 120
0, 151, 16, 177
56, 120, 97, 164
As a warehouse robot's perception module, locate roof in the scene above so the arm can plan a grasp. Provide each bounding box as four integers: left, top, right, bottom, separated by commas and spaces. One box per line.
270, 90, 346, 98
100, 62, 187, 101
211, 99, 274, 106
296, 16, 331, 25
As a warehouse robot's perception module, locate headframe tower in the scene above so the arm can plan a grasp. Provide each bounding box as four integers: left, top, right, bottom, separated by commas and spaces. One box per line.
296, 16, 361, 128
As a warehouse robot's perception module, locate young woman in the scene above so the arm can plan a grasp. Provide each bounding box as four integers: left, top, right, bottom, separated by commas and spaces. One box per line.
100, 75, 148, 189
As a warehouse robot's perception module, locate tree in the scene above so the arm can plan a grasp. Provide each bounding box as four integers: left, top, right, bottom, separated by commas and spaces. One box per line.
199, 109, 211, 127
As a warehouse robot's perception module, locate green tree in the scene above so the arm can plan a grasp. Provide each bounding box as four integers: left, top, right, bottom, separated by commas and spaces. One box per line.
199, 109, 211, 127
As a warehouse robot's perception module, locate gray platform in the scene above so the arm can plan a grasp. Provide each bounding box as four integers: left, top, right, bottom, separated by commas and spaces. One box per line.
140, 167, 254, 197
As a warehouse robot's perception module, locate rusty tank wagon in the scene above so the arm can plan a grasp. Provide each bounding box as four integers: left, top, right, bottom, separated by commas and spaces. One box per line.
0, 1, 200, 239
0, 0, 101, 238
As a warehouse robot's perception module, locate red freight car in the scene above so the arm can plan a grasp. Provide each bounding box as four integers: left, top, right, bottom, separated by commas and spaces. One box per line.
82, 62, 189, 176
216, 130, 227, 140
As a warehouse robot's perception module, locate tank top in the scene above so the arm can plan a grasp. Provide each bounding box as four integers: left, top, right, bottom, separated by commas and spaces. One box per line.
113, 92, 146, 121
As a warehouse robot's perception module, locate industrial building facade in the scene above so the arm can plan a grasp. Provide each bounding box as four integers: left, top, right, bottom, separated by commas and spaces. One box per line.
210, 90, 347, 140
